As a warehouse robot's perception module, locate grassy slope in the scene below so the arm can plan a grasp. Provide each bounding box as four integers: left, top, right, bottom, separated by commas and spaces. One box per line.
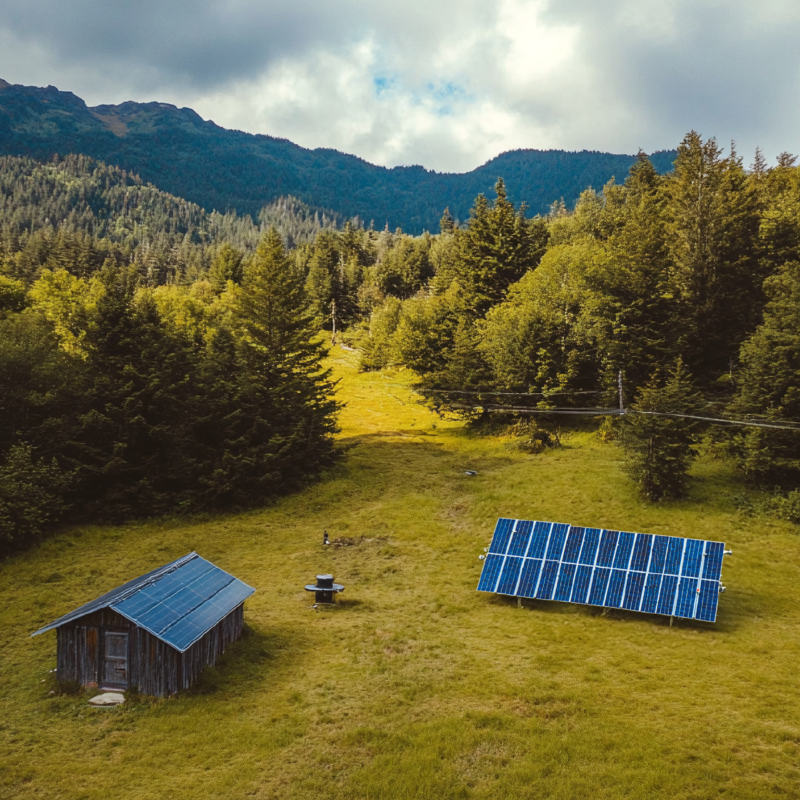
2, 349, 800, 799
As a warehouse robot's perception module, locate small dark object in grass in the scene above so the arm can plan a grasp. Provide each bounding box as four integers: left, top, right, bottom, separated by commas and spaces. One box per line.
464, 470, 478, 476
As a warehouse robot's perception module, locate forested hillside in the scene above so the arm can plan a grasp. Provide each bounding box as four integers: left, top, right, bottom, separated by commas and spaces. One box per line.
0, 79, 676, 233
0, 154, 340, 284
349, 135, 800, 503
2, 132, 799, 552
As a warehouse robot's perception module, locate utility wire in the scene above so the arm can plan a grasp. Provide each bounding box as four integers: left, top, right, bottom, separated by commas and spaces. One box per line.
451, 404, 625, 416
419, 388, 606, 397
449, 403, 800, 431
629, 410, 800, 431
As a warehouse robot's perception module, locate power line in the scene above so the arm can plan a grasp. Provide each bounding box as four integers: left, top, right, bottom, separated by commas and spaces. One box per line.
419, 388, 606, 397
629, 410, 800, 431
451, 404, 625, 416
447, 403, 800, 431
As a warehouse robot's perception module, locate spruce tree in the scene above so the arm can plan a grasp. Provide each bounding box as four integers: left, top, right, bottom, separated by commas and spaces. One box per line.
207, 229, 339, 505
727, 261, 800, 482
665, 133, 760, 381
73, 265, 201, 517
456, 178, 544, 315
618, 359, 702, 500
586, 152, 674, 398
209, 243, 244, 292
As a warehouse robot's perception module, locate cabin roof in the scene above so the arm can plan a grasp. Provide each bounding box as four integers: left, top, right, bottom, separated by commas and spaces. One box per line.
32, 553, 255, 653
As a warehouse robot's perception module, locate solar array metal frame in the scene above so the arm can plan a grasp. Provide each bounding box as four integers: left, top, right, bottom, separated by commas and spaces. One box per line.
477, 519, 725, 622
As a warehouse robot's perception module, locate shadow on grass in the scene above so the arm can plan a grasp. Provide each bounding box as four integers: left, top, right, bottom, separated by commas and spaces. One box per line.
491, 593, 735, 632
184, 621, 302, 698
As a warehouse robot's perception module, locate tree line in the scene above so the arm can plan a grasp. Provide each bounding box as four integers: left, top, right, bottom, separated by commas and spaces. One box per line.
2, 133, 799, 550
0, 230, 338, 551
354, 133, 800, 504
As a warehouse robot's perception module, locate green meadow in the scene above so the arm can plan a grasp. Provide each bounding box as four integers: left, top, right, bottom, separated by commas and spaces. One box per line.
2, 348, 800, 799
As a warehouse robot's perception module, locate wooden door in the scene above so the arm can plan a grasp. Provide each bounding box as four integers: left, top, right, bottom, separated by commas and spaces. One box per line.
102, 631, 129, 689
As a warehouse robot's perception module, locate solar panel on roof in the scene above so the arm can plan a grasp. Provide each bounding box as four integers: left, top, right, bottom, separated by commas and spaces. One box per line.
477, 518, 728, 622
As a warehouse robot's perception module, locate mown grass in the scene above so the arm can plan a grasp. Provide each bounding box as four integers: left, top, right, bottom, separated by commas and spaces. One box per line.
2, 347, 800, 799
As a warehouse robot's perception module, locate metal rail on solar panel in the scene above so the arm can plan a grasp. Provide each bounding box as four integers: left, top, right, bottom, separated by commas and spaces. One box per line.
477, 518, 730, 623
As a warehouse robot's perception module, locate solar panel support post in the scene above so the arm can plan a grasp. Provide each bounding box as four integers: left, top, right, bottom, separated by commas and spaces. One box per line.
670, 615, 674, 627
517, 598, 522, 609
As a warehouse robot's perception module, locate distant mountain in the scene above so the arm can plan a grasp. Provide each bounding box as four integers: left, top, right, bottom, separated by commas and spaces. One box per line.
0, 79, 677, 234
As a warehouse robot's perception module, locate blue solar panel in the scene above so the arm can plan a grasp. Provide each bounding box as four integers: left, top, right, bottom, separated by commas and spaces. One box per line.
703, 542, 724, 580
554, 563, 576, 601
588, 568, 610, 605
163, 580, 253, 652
517, 559, 542, 598
478, 518, 727, 622
613, 532, 635, 569
546, 524, 569, 560
110, 555, 254, 652
33, 552, 255, 650
497, 557, 523, 594
578, 528, 600, 565
527, 522, 550, 559
571, 565, 592, 603
537, 561, 559, 600
477, 554, 503, 592
562, 528, 584, 563
630, 535, 652, 571
488, 518, 514, 554
596, 531, 618, 568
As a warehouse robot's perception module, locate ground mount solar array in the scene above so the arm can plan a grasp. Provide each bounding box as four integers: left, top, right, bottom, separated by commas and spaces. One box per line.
477, 518, 727, 622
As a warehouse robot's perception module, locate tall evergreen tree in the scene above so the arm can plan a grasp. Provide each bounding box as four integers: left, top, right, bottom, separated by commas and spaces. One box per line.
618, 360, 702, 501
205, 229, 339, 505
665, 133, 760, 380
209, 243, 244, 292
727, 261, 800, 482
583, 153, 674, 398
71, 265, 202, 517
456, 178, 547, 316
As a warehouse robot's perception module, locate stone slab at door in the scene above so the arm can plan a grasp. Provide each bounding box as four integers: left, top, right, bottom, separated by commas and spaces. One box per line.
102, 631, 129, 690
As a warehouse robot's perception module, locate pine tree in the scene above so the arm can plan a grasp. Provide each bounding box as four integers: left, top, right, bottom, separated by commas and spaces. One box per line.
727, 261, 800, 482
206, 229, 339, 505
456, 178, 544, 315
618, 359, 702, 500
665, 133, 760, 380
209, 242, 244, 292
585, 152, 674, 398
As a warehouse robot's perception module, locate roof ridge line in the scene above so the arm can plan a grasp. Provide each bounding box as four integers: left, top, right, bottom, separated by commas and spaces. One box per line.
111, 552, 199, 605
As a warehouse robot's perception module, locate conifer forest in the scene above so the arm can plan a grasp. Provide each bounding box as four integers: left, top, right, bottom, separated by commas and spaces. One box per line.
2, 131, 800, 551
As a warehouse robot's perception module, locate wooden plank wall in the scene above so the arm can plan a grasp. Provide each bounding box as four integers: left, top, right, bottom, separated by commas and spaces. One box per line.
55, 603, 247, 696
179, 604, 245, 690
57, 609, 129, 687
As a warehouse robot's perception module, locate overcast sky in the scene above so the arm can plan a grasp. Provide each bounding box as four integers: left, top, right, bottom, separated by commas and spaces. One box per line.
1, 0, 798, 173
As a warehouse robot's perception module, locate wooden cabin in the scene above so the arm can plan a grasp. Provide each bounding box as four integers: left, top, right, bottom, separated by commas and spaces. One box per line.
32, 552, 255, 696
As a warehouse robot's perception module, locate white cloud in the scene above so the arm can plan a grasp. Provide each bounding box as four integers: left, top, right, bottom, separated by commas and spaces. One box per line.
0, 0, 798, 171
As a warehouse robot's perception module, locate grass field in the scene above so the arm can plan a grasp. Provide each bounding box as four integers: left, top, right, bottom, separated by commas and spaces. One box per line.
3, 347, 800, 799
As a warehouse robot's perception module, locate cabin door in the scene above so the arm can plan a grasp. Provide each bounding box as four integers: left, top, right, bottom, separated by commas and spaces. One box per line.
101, 631, 129, 690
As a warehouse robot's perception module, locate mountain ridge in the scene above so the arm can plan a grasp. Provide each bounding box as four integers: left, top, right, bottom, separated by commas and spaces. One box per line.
0, 79, 677, 233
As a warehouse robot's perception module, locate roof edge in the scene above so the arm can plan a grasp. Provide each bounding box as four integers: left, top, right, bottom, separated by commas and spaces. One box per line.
31, 552, 199, 637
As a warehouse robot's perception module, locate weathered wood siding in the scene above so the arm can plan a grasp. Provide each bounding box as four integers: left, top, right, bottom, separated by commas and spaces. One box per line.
180, 603, 244, 690
57, 609, 129, 687
55, 603, 246, 696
